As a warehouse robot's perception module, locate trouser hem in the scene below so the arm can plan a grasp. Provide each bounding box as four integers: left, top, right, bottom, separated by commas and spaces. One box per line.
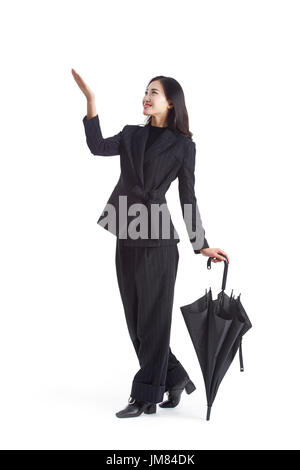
131, 381, 166, 404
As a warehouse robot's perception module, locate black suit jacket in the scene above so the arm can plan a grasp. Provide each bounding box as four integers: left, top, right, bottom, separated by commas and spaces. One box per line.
82, 114, 209, 253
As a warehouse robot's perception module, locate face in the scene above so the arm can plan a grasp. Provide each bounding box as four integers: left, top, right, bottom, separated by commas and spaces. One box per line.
142, 80, 173, 118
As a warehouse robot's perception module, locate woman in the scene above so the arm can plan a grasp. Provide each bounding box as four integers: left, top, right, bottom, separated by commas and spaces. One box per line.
72, 69, 230, 418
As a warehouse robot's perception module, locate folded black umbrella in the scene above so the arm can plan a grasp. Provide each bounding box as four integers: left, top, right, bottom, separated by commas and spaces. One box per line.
180, 256, 252, 421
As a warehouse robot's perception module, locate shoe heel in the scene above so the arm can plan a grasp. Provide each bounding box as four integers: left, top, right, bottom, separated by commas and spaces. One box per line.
185, 380, 196, 394
144, 403, 157, 414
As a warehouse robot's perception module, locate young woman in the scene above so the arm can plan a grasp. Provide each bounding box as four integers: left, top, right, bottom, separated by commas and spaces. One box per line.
72, 69, 230, 418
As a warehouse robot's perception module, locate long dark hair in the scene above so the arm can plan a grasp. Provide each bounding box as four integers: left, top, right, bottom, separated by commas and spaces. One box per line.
143, 75, 193, 139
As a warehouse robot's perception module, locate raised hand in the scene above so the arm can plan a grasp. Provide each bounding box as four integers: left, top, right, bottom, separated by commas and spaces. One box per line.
71, 68, 95, 102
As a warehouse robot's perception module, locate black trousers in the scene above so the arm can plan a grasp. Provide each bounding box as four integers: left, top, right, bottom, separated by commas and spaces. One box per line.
115, 239, 190, 404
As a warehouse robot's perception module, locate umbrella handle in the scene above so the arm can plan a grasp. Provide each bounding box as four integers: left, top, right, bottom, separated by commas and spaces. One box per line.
207, 256, 229, 291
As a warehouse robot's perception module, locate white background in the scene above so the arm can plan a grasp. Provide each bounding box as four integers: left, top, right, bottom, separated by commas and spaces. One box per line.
0, 0, 299, 450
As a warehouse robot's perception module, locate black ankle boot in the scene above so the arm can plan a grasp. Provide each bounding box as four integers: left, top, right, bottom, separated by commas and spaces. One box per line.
115, 396, 157, 418
159, 377, 196, 408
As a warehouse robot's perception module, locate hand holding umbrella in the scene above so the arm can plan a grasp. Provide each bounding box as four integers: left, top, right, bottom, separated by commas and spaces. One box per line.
200, 247, 230, 264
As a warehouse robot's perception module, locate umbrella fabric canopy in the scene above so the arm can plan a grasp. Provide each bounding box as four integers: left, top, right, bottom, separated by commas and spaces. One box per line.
180, 257, 252, 420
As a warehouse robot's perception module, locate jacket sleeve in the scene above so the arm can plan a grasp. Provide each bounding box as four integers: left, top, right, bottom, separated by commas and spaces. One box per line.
177, 139, 209, 254
82, 114, 125, 156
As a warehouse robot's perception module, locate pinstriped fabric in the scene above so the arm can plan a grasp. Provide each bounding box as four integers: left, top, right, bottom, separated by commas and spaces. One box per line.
83, 115, 210, 253
115, 239, 190, 404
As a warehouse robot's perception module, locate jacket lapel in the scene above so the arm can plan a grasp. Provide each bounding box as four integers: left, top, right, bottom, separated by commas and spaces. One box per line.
131, 124, 178, 187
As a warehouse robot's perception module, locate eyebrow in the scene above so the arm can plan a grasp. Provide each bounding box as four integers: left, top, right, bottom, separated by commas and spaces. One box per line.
145, 88, 160, 92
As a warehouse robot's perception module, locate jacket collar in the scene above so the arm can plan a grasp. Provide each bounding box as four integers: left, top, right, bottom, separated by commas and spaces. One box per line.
131, 123, 178, 187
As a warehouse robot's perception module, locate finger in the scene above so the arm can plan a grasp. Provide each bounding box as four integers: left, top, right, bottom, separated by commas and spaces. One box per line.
217, 249, 227, 257
217, 251, 229, 263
